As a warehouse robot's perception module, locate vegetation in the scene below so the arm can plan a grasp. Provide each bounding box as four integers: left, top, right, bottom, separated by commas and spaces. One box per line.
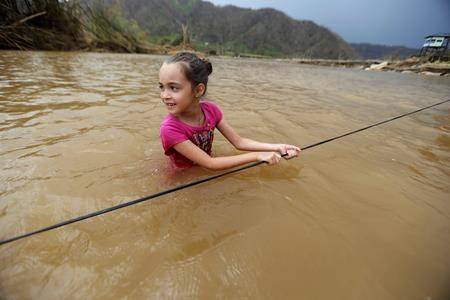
350, 43, 419, 60
114, 0, 358, 59
0, 0, 154, 52
0, 0, 367, 59
83, 1, 152, 52
170, 0, 200, 14
0, 0, 83, 50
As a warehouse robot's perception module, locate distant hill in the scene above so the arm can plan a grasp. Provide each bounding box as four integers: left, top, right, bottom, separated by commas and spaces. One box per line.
108, 0, 358, 59
350, 43, 419, 60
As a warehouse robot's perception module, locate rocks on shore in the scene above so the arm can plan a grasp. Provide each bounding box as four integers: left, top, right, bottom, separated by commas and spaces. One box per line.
366, 61, 389, 70
419, 71, 443, 76
294, 57, 449, 76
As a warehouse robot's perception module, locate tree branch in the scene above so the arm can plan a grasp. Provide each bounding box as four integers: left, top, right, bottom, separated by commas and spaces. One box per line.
11, 11, 47, 27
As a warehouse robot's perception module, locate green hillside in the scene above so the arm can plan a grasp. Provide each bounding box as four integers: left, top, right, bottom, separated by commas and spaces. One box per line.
351, 43, 419, 59
115, 0, 358, 59
1, 0, 358, 59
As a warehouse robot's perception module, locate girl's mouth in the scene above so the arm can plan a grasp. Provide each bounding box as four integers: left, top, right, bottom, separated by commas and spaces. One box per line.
166, 103, 176, 107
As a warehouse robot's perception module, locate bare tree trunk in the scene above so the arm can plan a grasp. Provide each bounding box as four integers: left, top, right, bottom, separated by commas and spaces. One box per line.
181, 23, 188, 46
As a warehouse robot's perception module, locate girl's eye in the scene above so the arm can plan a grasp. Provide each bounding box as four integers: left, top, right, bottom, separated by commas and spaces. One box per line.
171, 86, 179, 91
158, 85, 163, 90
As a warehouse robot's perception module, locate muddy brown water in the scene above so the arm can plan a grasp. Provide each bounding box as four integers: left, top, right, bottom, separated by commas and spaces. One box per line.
0, 51, 449, 299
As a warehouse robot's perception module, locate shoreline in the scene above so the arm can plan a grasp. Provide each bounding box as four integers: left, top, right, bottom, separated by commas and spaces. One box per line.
1, 49, 449, 77
290, 57, 450, 76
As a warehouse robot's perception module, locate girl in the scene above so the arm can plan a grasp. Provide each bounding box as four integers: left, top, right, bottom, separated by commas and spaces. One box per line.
159, 52, 300, 170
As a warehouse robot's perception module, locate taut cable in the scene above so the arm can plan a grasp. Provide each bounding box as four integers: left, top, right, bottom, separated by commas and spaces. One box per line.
0, 99, 448, 246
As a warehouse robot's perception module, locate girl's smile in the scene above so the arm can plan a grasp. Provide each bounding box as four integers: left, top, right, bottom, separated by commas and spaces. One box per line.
159, 63, 196, 116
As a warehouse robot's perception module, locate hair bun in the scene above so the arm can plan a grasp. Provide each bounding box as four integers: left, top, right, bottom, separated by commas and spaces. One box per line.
201, 58, 213, 75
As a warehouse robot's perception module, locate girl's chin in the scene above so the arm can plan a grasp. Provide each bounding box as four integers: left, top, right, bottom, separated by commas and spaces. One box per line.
166, 105, 177, 111
167, 108, 179, 115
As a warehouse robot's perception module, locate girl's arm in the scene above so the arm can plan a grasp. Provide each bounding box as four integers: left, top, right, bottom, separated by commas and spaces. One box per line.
216, 118, 300, 158
173, 140, 281, 171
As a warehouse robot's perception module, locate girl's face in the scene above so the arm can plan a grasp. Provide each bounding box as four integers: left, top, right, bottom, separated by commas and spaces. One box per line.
159, 62, 197, 115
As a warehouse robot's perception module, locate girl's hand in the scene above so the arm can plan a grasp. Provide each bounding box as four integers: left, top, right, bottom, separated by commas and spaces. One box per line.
257, 152, 282, 165
277, 144, 301, 159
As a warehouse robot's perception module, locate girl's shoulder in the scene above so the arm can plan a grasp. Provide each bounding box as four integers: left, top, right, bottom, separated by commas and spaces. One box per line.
200, 99, 219, 109
160, 114, 182, 133
160, 113, 175, 126
200, 100, 223, 123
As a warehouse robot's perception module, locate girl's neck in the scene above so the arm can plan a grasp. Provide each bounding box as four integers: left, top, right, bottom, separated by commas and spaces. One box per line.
176, 101, 204, 126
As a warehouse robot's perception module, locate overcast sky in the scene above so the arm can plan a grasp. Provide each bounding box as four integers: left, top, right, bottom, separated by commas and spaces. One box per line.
208, 0, 450, 48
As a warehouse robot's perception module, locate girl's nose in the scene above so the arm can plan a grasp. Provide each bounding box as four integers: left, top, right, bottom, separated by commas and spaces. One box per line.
161, 89, 171, 99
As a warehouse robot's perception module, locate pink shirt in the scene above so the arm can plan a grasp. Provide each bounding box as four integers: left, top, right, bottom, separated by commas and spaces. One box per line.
160, 101, 223, 168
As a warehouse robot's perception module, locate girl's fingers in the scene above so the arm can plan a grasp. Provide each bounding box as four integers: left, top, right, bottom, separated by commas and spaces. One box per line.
260, 151, 283, 165
287, 145, 300, 151
271, 152, 281, 165
286, 149, 296, 159
282, 149, 299, 159
276, 144, 301, 160
274, 152, 281, 164
280, 144, 301, 153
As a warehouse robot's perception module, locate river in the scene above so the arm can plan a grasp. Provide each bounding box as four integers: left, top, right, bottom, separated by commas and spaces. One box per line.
0, 51, 449, 299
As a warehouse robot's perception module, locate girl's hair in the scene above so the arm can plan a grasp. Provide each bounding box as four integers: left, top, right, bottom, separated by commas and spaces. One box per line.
166, 52, 213, 96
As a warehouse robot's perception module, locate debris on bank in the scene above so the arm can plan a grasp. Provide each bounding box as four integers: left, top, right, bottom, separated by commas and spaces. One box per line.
293, 57, 450, 77
365, 58, 450, 76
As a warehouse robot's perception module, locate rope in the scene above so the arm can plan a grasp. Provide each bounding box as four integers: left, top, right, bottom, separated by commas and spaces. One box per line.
0, 99, 448, 246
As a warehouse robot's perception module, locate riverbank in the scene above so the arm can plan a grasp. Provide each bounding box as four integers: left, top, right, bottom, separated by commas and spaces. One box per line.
292, 57, 450, 76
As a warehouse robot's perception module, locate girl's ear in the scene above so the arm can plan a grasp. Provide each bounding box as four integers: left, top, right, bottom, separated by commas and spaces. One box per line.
194, 83, 206, 97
